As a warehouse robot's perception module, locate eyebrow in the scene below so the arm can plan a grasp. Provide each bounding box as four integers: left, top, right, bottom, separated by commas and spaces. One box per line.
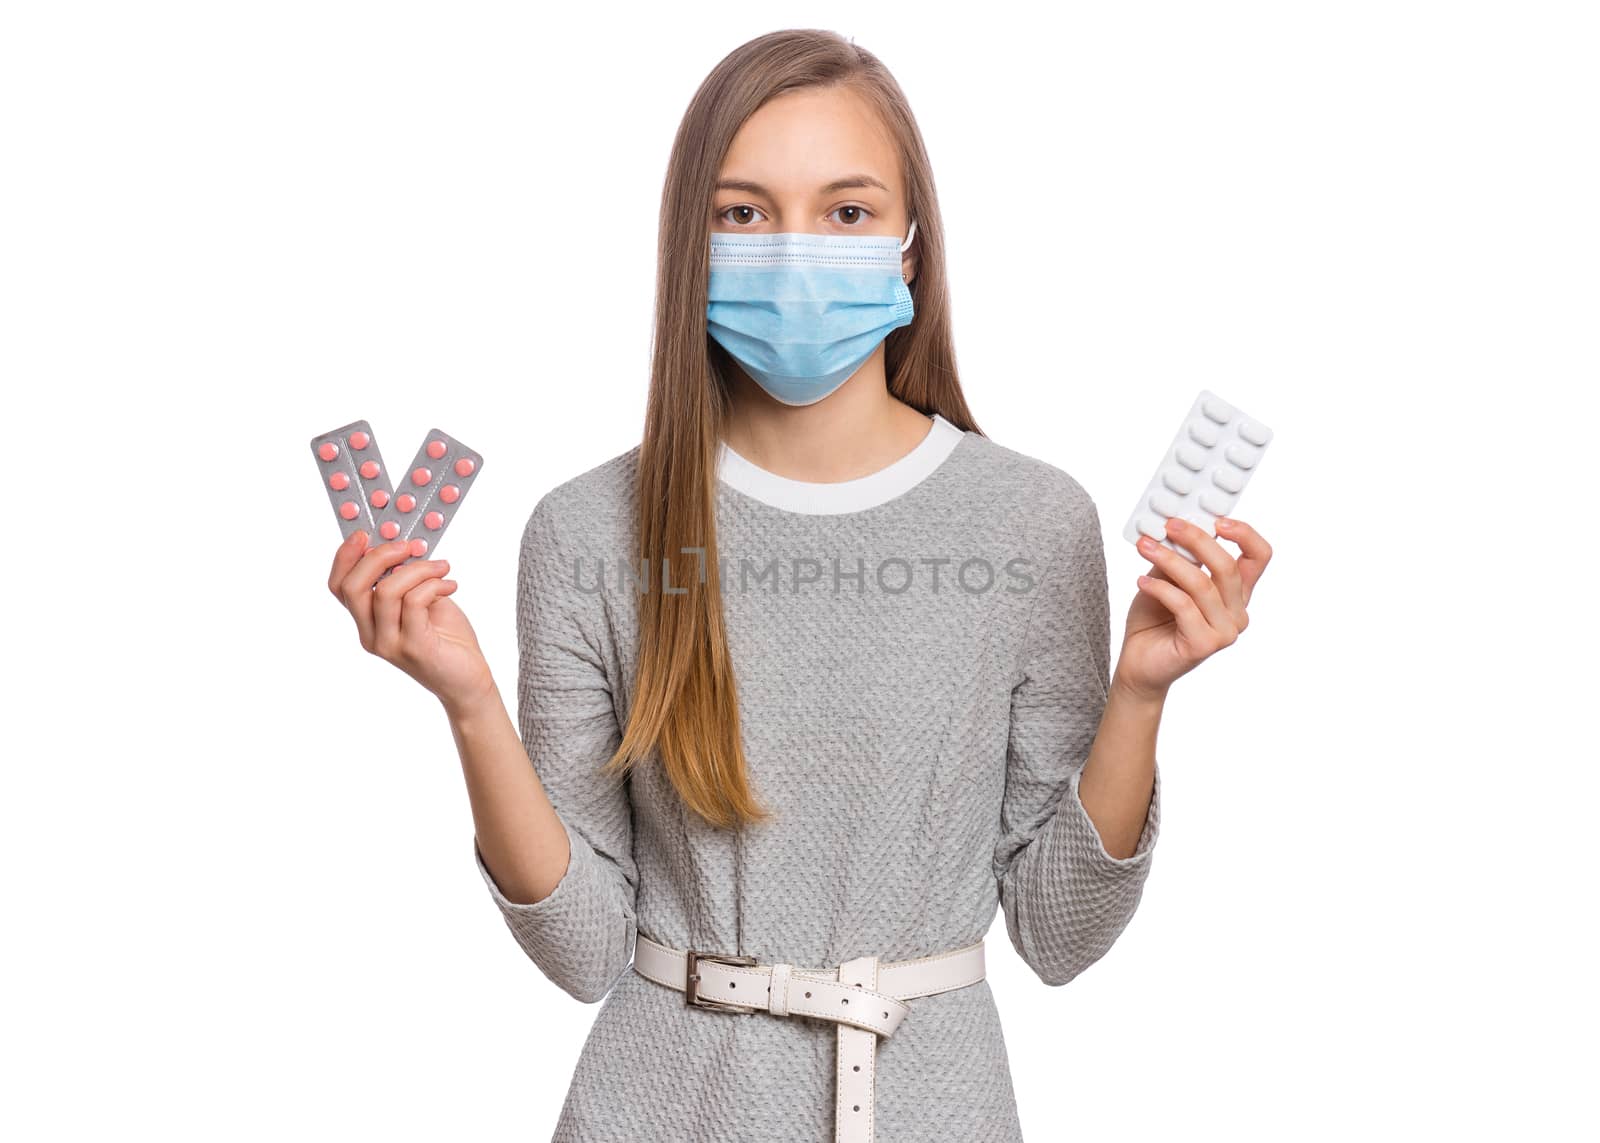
714, 173, 891, 197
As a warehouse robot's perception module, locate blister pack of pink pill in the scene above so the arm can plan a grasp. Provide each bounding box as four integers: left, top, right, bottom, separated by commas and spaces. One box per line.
309, 418, 484, 570
1123, 389, 1273, 565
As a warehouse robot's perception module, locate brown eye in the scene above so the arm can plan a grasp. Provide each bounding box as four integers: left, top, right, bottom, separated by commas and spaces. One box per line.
832, 205, 869, 226
723, 205, 761, 225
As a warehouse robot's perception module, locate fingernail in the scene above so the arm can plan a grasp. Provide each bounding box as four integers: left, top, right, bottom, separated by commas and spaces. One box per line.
1216, 517, 1232, 529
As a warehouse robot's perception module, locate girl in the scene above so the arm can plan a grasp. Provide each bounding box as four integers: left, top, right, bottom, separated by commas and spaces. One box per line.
327, 28, 1271, 1143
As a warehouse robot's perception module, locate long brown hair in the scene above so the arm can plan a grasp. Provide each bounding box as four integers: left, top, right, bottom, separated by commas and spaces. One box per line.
603, 28, 983, 829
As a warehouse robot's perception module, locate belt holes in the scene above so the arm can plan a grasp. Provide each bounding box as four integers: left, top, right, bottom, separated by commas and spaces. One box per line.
853, 1105, 861, 1112
853, 1065, 860, 1072
805, 991, 812, 998
842, 998, 849, 1005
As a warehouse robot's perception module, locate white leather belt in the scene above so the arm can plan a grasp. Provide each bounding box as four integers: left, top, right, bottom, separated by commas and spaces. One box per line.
633, 932, 987, 1143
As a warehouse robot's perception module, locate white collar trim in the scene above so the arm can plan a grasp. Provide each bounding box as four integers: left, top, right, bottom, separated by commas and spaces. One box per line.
716, 413, 964, 515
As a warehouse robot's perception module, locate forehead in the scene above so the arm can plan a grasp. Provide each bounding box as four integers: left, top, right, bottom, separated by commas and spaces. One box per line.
719, 85, 901, 195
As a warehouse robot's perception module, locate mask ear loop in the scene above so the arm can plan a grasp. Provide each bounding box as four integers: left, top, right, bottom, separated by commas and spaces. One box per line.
899, 218, 918, 253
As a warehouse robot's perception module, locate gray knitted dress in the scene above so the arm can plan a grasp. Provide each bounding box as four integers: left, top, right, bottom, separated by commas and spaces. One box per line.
473, 413, 1162, 1142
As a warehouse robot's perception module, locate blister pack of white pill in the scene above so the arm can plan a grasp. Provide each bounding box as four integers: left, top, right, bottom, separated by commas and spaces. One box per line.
1122, 390, 1273, 565
309, 418, 484, 570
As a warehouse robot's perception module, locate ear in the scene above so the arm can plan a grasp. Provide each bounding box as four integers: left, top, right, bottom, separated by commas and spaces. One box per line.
901, 248, 917, 287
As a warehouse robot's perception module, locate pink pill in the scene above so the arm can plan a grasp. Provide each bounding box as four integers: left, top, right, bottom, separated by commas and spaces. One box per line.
349, 430, 370, 450
370, 488, 390, 509
409, 538, 429, 557
396, 492, 416, 513
424, 510, 444, 530
454, 457, 476, 478
359, 460, 380, 480
329, 471, 350, 491
378, 519, 400, 540
318, 442, 339, 462
439, 483, 460, 504
427, 439, 447, 460
338, 501, 360, 520
410, 466, 431, 487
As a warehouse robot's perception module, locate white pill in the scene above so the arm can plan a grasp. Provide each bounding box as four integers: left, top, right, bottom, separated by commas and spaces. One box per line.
1238, 420, 1271, 447
1149, 488, 1184, 517
1212, 465, 1245, 494
1224, 442, 1259, 469
1159, 467, 1194, 496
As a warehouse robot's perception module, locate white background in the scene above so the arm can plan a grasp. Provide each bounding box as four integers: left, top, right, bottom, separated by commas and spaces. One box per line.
4, 2, 1595, 1139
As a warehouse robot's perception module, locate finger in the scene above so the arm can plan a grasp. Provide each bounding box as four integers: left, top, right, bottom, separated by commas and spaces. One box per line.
1160, 518, 1246, 619
371, 558, 451, 658
328, 529, 369, 598
339, 540, 414, 650
1214, 516, 1272, 602
1134, 571, 1221, 653
397, 577, 459, 650
1137, 530, 1235, 636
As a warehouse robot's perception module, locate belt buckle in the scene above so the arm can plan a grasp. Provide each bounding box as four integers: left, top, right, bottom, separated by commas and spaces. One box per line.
685, 949, 761, 1013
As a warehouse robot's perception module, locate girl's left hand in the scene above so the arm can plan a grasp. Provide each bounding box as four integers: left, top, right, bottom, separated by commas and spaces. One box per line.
1115, 516, 1273, 702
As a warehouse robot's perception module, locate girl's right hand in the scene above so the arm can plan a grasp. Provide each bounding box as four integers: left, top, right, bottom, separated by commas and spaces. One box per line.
327, 530, 496, 716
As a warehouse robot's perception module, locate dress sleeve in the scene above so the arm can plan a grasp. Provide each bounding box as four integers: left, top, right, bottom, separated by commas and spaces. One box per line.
473, 492, 639, 1003
992, 480, 1161, 987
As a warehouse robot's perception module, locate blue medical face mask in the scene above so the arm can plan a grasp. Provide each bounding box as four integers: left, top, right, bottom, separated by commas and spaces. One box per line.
706, 219, 917, 406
